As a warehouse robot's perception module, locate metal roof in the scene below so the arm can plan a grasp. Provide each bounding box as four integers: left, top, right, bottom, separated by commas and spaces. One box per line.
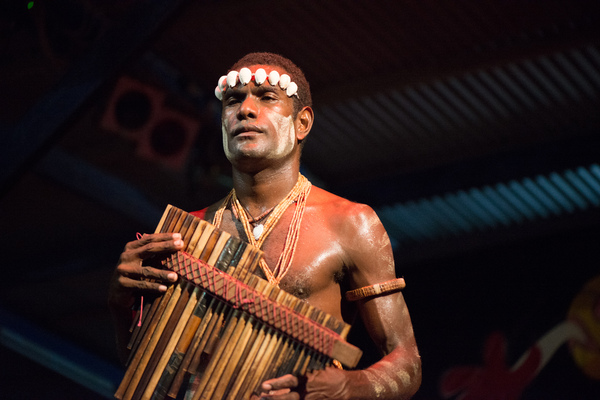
379, 163, 600, 246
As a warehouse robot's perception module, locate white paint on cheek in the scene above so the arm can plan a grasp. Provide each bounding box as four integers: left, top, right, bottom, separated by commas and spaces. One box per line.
267, 113, 296, 158
222, 124, 232, 160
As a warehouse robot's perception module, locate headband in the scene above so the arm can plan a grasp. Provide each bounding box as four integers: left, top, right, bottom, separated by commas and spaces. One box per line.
214, 67, 299, 101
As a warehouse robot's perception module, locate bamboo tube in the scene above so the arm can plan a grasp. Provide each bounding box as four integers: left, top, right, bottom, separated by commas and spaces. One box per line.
165, 296, 221, 399
124, 206, 180, 358
189, 309, 244, 399
186, 299, 231, 375
196, 275, 264, 399
185, 219, 207, 257
155, 238, 241, 399
244, 289, 287, 398
150, 290, 210, 400
223, 279, 272, 399
141, 286, 201, 400
248, 330, 284, 398
127, 292, 157, 355
122, 283, 184, 400
232, 283, 278, 399
260, 291, 295, 383
115, 284, 176, 399
132, 282, 195, 400
214, 313, 259, 399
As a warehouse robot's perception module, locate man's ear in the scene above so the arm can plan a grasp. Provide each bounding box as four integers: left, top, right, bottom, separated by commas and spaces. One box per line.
295, 106, 314, 142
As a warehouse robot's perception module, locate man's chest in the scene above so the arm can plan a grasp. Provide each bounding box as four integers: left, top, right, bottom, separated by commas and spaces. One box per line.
218, 212, 347, 303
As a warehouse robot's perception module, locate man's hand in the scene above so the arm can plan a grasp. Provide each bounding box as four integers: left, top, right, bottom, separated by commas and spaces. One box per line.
257, 367, 350, 400
108, 232, 184, 309
256, 374, 300, 400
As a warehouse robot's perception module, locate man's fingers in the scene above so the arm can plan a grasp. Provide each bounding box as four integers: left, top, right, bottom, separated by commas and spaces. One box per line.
261, 374, 299, 391
258, 391, 299, 400
140, 266, 179, 283
118, 270, 177, 292
117, 264, 178, 286
119, 233, 184, 267
132, 277, 170, 293
125, 233, 183, 252
139, 239, 184, 259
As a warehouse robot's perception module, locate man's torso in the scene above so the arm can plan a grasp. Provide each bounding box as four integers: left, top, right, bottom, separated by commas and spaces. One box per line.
203, 186, 362, 322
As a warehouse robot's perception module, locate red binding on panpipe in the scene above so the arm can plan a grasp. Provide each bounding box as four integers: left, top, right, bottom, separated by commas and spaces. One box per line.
166, 250, 356, 362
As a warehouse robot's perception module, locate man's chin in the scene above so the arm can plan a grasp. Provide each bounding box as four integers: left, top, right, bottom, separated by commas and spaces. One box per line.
226, 149, 267, 167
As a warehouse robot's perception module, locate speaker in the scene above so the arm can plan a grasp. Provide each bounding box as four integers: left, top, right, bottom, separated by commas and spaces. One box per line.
135, 107, 200, 170
102, 76, 200, 171
101, 76, 165, 140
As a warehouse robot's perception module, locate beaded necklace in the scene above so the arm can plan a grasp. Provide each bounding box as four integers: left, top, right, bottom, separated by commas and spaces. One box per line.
243, 205, 276, 240
212, 174, 312, 285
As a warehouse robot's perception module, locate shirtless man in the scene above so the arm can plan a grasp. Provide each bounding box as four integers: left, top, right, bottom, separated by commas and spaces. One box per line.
109, 52, 421, 399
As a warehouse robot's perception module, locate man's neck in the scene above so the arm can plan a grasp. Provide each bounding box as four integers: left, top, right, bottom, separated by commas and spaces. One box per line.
231, 166, 300, 217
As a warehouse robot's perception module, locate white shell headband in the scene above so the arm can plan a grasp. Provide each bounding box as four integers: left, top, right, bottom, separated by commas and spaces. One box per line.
214, 67, 299, 101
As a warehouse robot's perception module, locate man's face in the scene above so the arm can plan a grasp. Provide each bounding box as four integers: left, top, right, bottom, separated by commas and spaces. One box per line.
221, 65, 298, 166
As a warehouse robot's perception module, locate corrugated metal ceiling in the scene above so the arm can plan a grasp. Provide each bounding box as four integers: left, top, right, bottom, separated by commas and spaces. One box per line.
305, 43, 600, 181
307, 41, 600, 251
380, 163, 600, 246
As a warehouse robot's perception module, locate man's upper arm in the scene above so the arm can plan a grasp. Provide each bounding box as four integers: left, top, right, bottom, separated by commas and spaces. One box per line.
343, 203, 397, 290
343, 203, 416, 354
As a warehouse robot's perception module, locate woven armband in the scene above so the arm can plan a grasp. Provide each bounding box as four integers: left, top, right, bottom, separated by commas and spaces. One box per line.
345, 278, 406, 301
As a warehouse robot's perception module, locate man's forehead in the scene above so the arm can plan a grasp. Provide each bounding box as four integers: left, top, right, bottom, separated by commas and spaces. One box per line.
224, 81, 279, 96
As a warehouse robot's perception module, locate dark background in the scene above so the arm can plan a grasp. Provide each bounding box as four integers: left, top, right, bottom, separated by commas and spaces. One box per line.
1, 0, 600, 399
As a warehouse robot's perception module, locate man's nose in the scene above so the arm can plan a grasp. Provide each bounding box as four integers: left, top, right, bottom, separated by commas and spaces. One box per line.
238, 95, 258, 119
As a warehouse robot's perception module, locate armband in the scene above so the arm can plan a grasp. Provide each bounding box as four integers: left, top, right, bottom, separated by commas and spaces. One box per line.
345, 278, 406, 302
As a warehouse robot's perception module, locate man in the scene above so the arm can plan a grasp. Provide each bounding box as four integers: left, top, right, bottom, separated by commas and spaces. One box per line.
109, 52, 421, 399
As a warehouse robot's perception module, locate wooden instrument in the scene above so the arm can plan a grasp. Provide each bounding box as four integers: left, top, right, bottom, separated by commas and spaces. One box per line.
115, 205, 362, 400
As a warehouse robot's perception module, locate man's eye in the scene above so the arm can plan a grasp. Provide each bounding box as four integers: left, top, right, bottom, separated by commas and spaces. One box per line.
224, 97, 240, 106
262, 94, 277, 101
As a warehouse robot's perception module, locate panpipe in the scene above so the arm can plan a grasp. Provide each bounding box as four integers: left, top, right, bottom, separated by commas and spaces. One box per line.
115, 205, 362, 400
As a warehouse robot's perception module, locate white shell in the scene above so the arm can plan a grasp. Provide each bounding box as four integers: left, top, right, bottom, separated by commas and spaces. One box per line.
253, 224, 264, 240
285, 82, 298, 97
239, 67, 252, 85
217, 75, 227, 91
254, 68, 267, 85
268, 70, 280, 86
227, 70, 239, 87
279, 74, 291, 89
214, 86, 223, 100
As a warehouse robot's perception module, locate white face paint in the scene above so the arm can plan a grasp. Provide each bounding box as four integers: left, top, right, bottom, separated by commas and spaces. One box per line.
221, 64, 302, 167
222, 97, 297, 163
266, 113, 296, 159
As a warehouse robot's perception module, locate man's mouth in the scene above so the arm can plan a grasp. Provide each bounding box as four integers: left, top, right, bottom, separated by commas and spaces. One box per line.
233, 124, 263, 137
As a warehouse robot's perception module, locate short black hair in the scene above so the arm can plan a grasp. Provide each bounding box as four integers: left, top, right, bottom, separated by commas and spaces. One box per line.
229, 52, 312, 115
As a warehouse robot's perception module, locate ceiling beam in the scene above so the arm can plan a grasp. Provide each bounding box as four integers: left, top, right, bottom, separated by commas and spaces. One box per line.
35, 148, 163, 229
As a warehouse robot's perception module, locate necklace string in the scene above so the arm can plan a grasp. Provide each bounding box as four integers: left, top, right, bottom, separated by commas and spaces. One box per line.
244, 205, 275, 225
212, 174, 312, 285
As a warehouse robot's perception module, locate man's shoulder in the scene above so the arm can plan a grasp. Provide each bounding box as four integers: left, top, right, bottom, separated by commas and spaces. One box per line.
309, 186, 390, 268
309, 186, 377, 221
